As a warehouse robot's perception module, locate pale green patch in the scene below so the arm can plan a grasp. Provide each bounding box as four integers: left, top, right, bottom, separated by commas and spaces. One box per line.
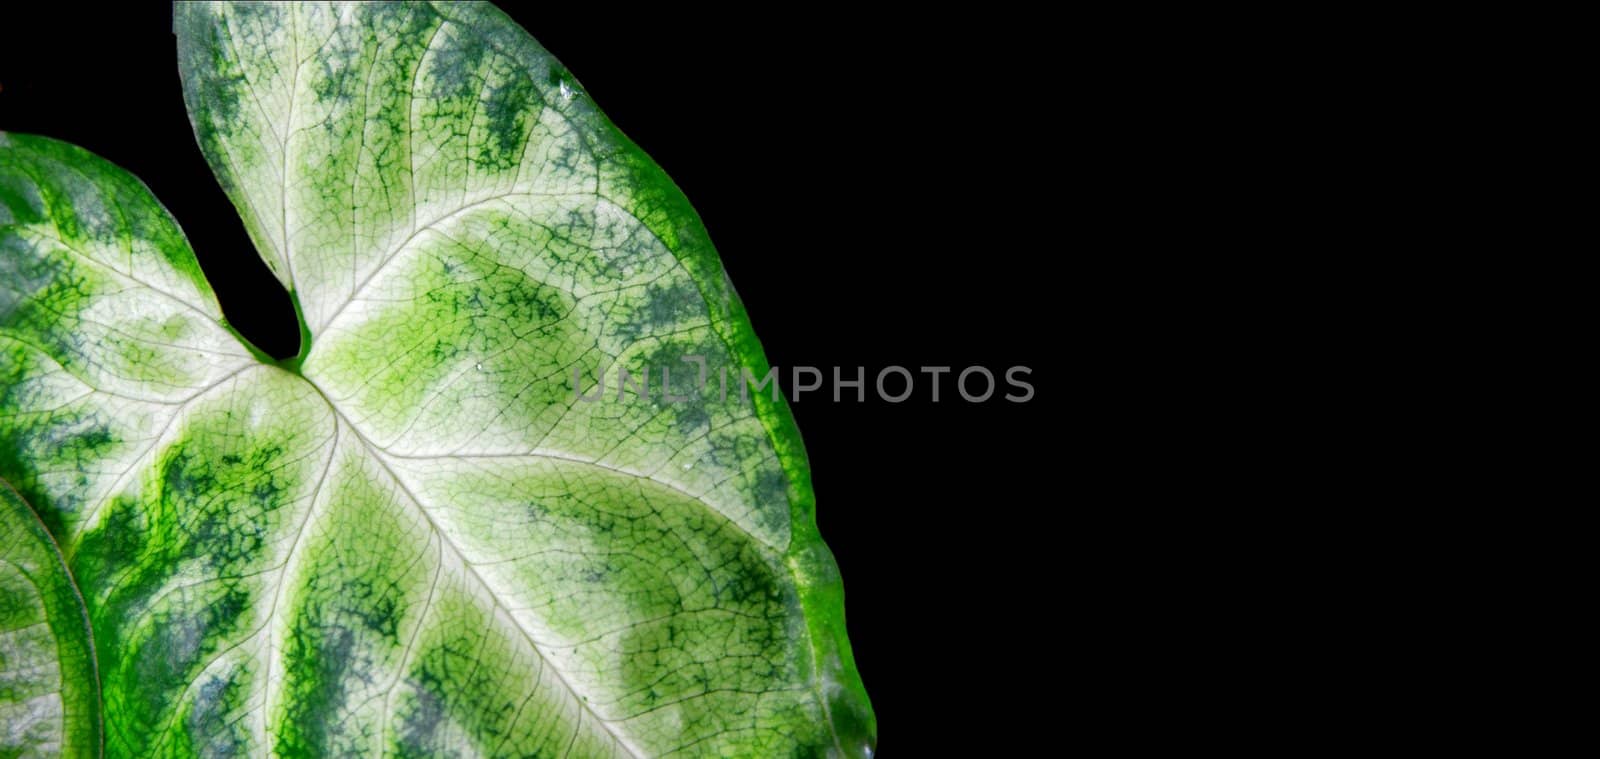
0, 2, 872, 756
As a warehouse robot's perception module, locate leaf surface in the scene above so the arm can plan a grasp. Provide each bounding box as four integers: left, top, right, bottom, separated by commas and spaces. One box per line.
0, 480, 99, 758
0, 2, 872, 755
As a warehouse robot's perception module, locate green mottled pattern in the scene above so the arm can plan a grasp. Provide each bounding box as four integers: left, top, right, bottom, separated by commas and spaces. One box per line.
0, 482, 99, 758
0, 1, 872, 756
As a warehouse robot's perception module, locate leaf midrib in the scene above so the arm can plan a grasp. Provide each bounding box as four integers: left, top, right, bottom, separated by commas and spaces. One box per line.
303, 377, 646, 758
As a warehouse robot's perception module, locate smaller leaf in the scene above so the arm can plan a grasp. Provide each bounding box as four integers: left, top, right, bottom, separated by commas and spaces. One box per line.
0, 480, 100, 758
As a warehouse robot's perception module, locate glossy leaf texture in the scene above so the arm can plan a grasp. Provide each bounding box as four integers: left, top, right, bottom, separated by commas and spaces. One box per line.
0, 481, 99, 758
0, 1, 872, 756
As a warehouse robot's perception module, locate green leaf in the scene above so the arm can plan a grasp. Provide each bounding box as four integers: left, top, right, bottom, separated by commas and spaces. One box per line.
0, 480, 99, 758
0, 2, 872, 756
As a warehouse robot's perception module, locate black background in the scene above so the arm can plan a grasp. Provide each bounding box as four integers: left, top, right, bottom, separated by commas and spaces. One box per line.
1, 4, 1061, 754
